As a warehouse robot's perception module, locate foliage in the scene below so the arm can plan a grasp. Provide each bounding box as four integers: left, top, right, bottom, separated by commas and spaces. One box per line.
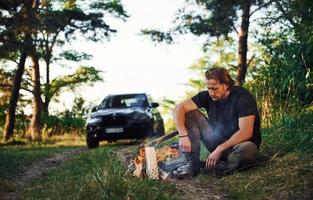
41, 96, 92, 136
0, 67, 13, 104
0, 0, 129, 140
23, 146, 178, 200
49, 66, 103, 100
246, 0, 313, 126
249, 32, 313, 106
141, 0, 259, 40
142, 0, 273, 85
58, 50, 93, 62
141, 29, 173, 44
184, 37, 238, 94
159, 97, 182, 133
261, 108, 313, 155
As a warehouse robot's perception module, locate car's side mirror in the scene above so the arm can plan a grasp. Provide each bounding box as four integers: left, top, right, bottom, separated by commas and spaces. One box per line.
151, 102, 159, 108
91, 106, 98, 112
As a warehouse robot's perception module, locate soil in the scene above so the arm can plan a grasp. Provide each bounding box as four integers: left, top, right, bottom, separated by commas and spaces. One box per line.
1, 148, 88, 200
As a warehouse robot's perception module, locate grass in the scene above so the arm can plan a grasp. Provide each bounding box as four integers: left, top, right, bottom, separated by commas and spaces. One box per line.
22, 146, 178, 200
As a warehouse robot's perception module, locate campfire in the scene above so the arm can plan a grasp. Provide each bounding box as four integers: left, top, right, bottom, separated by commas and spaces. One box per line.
129, 145, 180, 179
127, 131, 189, 180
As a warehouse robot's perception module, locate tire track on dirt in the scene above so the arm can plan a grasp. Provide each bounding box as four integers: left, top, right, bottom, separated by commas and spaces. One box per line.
1, 147, 88, 200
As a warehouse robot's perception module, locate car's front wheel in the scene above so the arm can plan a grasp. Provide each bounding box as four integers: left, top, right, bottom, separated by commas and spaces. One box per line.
156, 121, 165, 136
86, 133, 99, 148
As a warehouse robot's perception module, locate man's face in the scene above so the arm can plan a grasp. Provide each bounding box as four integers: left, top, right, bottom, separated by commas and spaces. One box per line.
205, 79, 229, 101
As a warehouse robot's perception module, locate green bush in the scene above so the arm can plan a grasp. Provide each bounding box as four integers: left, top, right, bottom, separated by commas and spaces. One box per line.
41, 114, 86, 136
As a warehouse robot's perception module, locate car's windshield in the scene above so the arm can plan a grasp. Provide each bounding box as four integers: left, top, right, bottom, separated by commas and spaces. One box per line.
100, 94, 148, 108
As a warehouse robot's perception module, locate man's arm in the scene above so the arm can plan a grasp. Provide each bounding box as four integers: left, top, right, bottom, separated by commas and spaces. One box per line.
206, 115, 255, 168
172, 99, 198, 152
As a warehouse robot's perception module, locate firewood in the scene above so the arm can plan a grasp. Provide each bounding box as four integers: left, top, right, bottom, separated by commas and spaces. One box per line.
145, 147, 159, 179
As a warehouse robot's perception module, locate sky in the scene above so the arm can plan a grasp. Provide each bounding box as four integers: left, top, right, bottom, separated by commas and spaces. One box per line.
56, 0, 205, 109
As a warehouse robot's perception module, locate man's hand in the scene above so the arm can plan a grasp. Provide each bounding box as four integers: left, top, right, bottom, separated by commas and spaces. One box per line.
206, 146, 224, 169
179, 136, 192, 152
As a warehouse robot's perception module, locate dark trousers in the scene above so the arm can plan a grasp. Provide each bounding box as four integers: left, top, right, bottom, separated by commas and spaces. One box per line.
185, 110, 259, 173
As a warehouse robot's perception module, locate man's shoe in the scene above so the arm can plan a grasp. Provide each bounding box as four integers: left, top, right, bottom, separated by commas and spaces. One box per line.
191, 160, 205, 177
172, 162, 192, 178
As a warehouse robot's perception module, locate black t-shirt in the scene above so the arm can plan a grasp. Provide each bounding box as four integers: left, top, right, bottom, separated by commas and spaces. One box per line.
191, 86, 261, 148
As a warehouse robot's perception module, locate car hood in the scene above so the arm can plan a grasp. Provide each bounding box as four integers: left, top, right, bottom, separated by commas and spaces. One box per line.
91, 107, 148, 118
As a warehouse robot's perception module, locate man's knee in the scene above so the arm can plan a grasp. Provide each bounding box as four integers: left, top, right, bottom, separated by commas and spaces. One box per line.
185, 110, 207, 125
232, 141, 259, 163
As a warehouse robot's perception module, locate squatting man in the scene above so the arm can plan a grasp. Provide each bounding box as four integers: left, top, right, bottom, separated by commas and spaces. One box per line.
172, 67, 261, 176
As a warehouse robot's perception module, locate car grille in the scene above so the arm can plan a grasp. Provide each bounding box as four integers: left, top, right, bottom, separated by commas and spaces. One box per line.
101, 115, 128, 126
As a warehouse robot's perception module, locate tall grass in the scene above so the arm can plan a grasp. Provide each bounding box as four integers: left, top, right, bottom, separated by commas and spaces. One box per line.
261, 107, 313, 155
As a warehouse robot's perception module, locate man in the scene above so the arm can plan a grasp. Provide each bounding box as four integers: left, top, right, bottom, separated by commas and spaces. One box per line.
172, 67, 261, 176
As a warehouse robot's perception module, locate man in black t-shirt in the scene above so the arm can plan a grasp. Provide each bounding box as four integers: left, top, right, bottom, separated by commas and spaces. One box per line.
172, 67, 261, 175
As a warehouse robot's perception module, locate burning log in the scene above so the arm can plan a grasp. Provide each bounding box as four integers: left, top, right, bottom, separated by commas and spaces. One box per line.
132, 147, 145, 177
145, 146, 159, 179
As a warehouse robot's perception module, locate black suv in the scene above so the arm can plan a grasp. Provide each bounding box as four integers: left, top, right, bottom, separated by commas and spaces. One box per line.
86, 93, 165, 148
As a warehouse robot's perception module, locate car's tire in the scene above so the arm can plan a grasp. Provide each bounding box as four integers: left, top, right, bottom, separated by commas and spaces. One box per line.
86, 134, 99, 149
152, 121, 165, 137
156, 122, 165, 136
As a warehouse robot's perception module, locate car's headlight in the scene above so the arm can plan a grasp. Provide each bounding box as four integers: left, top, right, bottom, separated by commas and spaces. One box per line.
130, 112, 149, 121
87, 117, 102, 124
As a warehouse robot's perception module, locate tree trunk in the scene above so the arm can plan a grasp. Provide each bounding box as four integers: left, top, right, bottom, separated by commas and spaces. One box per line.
3, 44, 29, 142
26, 50, 42, 141
43, 33, 58, 117
236, 0, 251, 86
43, 60, 50, 116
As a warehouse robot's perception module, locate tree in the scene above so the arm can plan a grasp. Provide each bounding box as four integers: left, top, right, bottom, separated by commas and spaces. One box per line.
42, 50, 93, 116
0, 0, 128, 141
142, 0, 273, 86
26, 48, 42, 140
0, 0, 35, 141
36, 0, 128, 116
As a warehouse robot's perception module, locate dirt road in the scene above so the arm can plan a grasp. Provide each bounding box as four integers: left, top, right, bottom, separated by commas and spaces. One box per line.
1, 148, 88, 200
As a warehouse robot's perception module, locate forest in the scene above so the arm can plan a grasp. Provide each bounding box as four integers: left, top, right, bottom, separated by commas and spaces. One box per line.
1, 0, 313, 199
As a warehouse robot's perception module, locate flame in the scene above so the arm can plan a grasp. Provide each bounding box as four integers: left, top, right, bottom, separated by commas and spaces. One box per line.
132, 147, 145, 177
156, 145, 179, 162
133, 147, 145, 165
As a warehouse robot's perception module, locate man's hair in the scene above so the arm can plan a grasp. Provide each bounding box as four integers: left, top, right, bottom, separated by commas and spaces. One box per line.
205, 67, 235, 90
